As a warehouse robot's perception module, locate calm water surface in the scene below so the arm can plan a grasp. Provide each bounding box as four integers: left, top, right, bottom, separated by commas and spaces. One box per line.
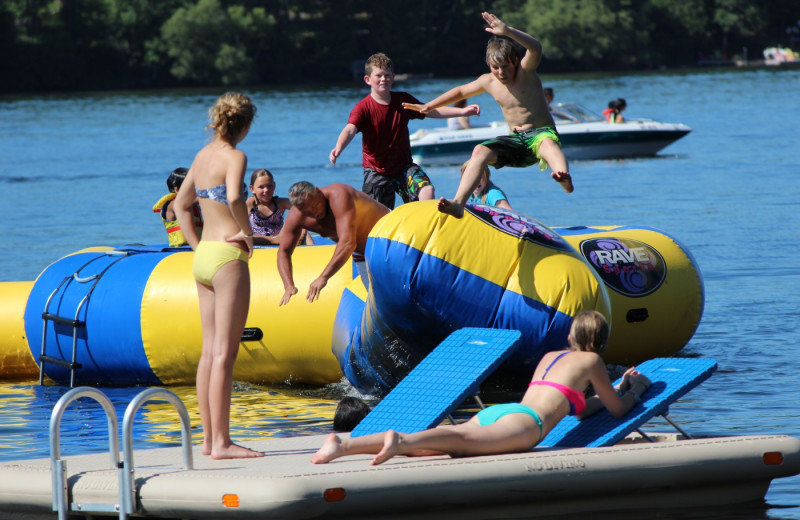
1, 67, 799, 519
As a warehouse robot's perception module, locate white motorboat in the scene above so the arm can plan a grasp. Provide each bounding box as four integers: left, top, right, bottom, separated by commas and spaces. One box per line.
410, 103, 691, 165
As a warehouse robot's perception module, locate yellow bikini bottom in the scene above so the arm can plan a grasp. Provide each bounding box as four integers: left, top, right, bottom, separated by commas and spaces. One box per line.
192, 241, 249, 286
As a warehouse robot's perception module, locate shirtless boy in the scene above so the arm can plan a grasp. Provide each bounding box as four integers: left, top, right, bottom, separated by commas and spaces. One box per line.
404, 12, 573, 218
277, 182, 389, 305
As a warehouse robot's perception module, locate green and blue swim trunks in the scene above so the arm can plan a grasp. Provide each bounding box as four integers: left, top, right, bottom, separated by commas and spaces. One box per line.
480, 126, 562, 171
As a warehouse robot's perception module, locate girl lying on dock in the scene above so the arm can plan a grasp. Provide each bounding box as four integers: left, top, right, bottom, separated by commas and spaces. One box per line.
311, 311, 651, 465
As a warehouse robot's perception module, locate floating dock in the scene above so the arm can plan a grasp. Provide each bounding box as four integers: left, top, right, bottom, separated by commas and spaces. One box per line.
1, 433, 799, 519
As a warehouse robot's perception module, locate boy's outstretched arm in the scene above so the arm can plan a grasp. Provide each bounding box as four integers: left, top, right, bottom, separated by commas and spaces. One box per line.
330, 123, 358, 165
402, 80, 486, 114
426, 104, 481, 120
482, 11, 542, 70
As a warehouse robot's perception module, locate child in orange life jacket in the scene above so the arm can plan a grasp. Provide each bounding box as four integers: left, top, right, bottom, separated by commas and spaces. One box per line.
603, 98, 627, 124
152, 167, 203, 246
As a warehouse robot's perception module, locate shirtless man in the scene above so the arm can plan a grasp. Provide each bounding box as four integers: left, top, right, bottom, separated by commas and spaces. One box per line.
277, 182, 389, 305
404, 12, 573, 218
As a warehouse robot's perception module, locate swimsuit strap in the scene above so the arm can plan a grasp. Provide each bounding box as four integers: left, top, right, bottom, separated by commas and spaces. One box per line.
528, 381, 586, 416
254, 197, 275, 211
540, 351, 571, 380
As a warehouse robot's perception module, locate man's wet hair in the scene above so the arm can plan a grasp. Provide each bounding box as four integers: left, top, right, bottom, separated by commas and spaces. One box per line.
333, 396, 371, 432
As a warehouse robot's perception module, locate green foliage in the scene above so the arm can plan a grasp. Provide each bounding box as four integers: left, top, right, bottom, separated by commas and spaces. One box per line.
159, 0, 274, 85
0, 0, 797, 93
714, 0, 766, 35
161, 0, 229, 82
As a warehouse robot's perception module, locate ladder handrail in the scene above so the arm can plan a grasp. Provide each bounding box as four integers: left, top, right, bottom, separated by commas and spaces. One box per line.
120, 388, 194, 517
39, 250, 130, 386
49, 387, 194, 520
49, 387, 121, 520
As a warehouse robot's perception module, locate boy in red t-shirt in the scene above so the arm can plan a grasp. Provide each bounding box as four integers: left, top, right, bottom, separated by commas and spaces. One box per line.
329, 53, 479, 209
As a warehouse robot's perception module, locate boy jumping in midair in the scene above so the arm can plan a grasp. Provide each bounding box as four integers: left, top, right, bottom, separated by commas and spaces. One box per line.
404, 12, 573, 218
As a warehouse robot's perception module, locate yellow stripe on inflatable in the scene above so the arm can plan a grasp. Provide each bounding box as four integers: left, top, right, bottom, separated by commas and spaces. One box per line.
0, 282, 39, 379
141, 246, 344, 385
370, 201, 612, 322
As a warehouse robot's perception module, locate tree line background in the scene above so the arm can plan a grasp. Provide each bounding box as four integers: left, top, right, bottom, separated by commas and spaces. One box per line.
2, 0, 799, 93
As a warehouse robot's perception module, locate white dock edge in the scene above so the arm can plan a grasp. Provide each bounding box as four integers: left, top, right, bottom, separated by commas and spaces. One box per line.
1, 433, 799, 519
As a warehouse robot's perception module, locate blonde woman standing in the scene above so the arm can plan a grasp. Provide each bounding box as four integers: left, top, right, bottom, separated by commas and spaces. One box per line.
175, 92, 263, 459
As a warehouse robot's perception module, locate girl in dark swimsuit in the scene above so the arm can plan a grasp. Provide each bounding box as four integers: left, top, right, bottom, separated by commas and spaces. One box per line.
246, 169, 312, 246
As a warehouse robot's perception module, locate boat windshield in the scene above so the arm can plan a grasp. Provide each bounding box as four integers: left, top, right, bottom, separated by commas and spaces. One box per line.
551, 103, 605, 123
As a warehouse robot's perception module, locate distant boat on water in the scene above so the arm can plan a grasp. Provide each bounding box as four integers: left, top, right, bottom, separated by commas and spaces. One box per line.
410, 102, 691, 166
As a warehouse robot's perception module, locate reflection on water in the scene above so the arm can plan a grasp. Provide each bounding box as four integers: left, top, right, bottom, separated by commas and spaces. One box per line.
0, 380, 354, 460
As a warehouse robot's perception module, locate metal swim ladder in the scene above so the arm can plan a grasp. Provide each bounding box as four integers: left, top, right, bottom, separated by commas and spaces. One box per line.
50, 387, 194, 520
38, 251, 129, 387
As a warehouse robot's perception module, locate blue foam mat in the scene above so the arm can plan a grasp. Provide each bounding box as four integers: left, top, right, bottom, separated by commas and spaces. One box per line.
541, 357, 717, 448
351, 328, 522, 437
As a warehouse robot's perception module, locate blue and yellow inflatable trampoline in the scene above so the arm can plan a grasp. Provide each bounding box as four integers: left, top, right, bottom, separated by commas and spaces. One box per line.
0, 202, 703, 391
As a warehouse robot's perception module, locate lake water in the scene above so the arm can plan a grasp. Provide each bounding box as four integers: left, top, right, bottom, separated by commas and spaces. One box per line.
1, 66, 799, 519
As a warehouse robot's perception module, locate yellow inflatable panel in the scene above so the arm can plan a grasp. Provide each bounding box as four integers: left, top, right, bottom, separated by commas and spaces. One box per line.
0, 282, 38, 379
370, 202, 613, 320
141, 246, 345, 385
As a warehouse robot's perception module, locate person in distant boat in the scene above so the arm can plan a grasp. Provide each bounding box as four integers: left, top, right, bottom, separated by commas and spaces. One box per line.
174, 92, 263, 460
329, 52, 479, 209
152, 167, 203, 246
403, 12, 573, 219
311, 311, 651, 465
246, 168, 313, 246
462, 160, 512, 210
447, 99, 473, 130
602, 101, 615, 122
603, 98, 627, 123
277, 181, 389, 305
614, 98, 627, 122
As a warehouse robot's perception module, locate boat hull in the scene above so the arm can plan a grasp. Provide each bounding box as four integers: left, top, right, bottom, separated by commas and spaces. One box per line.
410, 120, 691, 165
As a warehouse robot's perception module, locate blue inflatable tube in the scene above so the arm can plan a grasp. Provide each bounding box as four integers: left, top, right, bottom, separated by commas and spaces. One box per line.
24, 248, 168, 386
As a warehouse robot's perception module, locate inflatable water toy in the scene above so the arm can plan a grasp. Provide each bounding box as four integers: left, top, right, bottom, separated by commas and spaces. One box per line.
0, 202, 703, 389
15, 243, 347, 386
333, 203, 704, 394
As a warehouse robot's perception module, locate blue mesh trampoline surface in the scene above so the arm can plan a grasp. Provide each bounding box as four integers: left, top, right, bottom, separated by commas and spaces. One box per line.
352, 328, 521, 437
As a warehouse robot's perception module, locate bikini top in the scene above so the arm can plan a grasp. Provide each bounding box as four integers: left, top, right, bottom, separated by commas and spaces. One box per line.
250, 199, 284, 236
528, 351, 586, 415
195, 182, 248, 205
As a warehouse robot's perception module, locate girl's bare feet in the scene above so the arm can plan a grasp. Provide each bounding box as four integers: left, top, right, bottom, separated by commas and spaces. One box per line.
211, 443, 264, 460
552, 171, 574, 193
311, 433, 344, 464
371, 430, 401, 465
